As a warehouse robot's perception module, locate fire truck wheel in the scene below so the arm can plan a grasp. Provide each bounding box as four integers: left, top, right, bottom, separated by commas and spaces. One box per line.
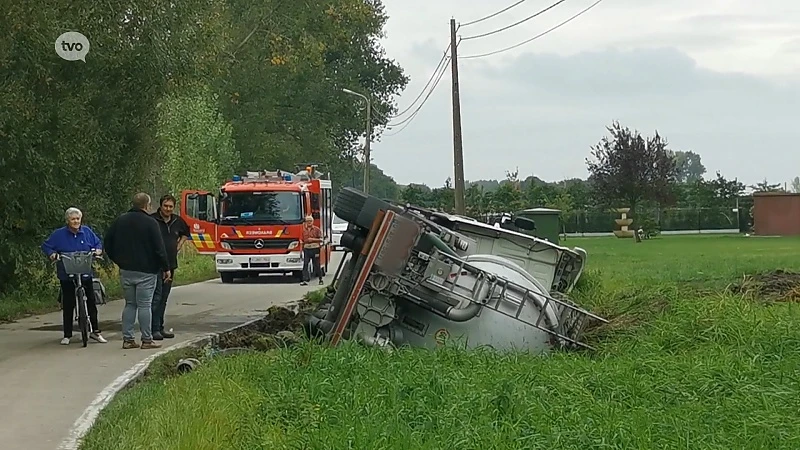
220, 272, 235, 284
333, 188, 368, 225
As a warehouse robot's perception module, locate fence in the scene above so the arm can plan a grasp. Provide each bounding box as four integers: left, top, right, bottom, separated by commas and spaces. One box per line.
562, 206, 750, 235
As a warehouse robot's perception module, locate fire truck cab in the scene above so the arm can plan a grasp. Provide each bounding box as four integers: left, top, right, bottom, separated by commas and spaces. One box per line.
180, 165, 333, 284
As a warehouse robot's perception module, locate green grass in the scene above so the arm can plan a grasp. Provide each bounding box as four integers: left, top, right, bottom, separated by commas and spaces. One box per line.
304, 286, 327, 305
80, 235, 800, 450
0, 246, 217, 322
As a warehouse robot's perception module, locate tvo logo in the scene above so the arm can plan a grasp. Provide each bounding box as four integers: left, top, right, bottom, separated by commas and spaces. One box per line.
55, 31, 90, 62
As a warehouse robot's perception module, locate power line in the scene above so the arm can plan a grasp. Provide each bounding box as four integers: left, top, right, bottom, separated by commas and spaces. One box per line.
461, 0, 570, 41
386, 41, 457, 128
460, 0, 531, 27
384, 58, 450, 136
386, 60, 449, 131
364, 44, 449, 127
461, 0, 605, 59
390, 43, 450, 118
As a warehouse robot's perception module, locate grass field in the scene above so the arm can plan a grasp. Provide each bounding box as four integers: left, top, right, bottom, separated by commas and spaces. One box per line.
80, 235, 800, 450
0, 246, 217, 322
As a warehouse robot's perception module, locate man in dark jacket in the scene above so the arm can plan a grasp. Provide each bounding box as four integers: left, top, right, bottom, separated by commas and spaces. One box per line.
150, 194, 190, 340
104, 192, 170, 350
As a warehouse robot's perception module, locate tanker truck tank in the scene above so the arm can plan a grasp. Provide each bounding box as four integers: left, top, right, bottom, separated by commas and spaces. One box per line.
306, 188, 607, 352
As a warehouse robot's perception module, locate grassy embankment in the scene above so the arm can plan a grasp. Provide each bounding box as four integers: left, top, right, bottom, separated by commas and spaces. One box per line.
0, 246, 216, 322
82, 235, 800, 449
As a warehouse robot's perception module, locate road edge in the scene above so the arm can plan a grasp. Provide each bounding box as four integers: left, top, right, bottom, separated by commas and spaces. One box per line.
56, 306, 287, 450
0, 278, 218, 326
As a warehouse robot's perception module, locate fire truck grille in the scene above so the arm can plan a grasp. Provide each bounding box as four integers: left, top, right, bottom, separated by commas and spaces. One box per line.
223, 238, 295, 250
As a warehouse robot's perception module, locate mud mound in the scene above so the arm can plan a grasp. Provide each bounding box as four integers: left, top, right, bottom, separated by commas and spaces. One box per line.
730, 270, 800, 302
582, 295, 670, 342
218, 301, 314, 350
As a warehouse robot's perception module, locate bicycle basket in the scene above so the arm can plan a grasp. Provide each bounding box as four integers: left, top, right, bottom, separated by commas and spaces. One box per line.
61, 252, 95, 275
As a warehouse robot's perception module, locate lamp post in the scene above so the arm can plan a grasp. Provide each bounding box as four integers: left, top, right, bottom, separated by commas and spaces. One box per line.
342, 88, 371, 194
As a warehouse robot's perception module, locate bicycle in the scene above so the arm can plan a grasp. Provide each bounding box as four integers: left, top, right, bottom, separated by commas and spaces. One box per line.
57, 250, 101, 347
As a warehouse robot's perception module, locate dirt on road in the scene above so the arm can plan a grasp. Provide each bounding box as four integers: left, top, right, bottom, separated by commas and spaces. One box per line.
218, 300, 314, 350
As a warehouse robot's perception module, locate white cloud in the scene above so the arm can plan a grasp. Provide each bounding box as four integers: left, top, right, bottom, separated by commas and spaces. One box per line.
372, 0, 800, 187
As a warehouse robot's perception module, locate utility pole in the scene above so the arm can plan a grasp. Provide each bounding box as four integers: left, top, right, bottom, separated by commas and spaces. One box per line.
450, 18, 466, 215
342, 88, 372, 194
363, 99, 372, 193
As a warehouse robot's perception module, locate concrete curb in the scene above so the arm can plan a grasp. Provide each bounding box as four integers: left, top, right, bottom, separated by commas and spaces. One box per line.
56, 310, 283, 450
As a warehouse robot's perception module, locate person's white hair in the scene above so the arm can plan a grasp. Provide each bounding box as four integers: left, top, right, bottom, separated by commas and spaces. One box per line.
65, 207, 82, 221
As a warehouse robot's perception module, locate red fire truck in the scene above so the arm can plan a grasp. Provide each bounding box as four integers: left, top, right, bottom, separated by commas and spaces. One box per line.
180, 165, 334, 283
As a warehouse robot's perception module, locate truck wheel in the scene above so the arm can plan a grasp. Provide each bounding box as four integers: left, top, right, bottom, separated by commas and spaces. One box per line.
333, 188, 368, 224
220, 272, 235, 284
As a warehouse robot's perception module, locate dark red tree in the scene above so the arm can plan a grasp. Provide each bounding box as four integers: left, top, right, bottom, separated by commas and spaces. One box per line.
586, 121, 678, 212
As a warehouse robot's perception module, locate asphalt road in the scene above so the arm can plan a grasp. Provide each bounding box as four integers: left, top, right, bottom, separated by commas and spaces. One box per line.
0, 252, 342, 450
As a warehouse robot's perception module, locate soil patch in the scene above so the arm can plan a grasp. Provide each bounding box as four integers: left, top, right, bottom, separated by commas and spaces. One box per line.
729, 270, 800, 302
218, 300, 314, 350
135, 300, 318, 383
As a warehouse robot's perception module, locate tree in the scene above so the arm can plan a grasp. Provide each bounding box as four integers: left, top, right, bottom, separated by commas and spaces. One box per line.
586, 121, 678, 212
750, 179, 783, 193
0, 0, 408, 300
671, 150, 706, 183
156, 84, 239, 195
491, 169, 525, 213
678, 171, 744, 209
331, 162, 400, 200
791, 177, 800, 194
711, 172, 745, 200
0, 0, 232, 292
400, 184, 433, 207
524, 178, 559, 208
556, 178, 590, 210
218, 0, 409, 172
464, 184, 488, 218
430, 178, 455, 212
545, 191, 575, 235
683, 180, 716, 208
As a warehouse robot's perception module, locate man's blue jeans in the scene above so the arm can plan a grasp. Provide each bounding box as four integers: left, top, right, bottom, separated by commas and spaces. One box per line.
120, 269, 158, 342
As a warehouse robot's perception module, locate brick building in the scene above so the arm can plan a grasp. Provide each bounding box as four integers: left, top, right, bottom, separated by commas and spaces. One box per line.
753, 192, 800, 236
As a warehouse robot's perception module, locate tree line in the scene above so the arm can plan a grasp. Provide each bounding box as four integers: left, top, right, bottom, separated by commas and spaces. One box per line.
396, 121, 784, 232
0, 0, 407, 297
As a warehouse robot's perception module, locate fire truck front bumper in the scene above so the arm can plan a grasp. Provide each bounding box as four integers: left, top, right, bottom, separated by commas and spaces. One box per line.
215, 252, 305, 273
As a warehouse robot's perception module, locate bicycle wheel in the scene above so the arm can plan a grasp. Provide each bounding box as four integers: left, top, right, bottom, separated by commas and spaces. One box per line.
76, 286, 89, 347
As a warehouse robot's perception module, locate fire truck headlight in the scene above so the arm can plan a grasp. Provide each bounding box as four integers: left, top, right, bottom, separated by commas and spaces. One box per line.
288, 241, 299, 250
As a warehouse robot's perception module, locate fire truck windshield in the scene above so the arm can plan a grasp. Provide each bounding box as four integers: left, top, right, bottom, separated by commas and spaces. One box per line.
220, 191, 303, 225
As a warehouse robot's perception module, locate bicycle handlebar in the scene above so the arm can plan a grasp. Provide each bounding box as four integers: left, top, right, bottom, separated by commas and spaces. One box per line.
54, 250, 104, 261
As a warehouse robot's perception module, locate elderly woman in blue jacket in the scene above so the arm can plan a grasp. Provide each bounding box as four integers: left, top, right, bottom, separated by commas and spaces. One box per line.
41, 207, 108, 345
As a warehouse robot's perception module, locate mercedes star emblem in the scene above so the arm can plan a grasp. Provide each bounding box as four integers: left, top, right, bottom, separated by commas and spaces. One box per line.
254, 239, 264, 249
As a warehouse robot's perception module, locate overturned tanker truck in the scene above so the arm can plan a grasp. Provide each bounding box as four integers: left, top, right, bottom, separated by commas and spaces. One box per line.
306, 188, 607, 352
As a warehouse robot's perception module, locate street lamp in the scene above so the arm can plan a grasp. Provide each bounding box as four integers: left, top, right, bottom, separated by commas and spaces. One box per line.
342, 88, 372, 194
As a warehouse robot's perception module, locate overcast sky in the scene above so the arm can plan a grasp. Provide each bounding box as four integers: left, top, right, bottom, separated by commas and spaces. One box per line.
371, 0, 800, 188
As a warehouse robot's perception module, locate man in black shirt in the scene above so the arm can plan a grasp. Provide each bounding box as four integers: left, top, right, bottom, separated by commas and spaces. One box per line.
150, 194, 190, 340
105, 193, 170, 350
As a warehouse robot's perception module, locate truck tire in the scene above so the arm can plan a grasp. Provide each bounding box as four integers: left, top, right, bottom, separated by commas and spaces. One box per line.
220, 272, 235, 284
333, 188, 368, 225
